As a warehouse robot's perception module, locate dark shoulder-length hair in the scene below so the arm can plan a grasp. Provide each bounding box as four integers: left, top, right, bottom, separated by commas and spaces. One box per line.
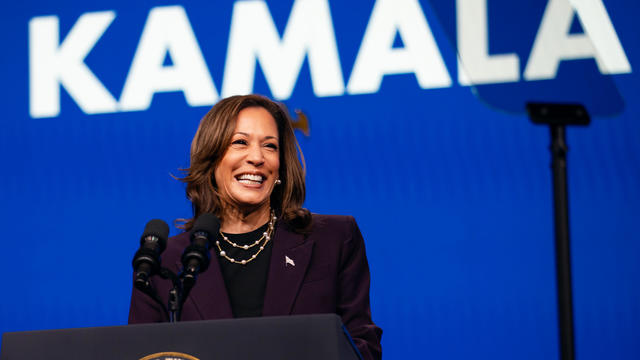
178, 94, 311, 233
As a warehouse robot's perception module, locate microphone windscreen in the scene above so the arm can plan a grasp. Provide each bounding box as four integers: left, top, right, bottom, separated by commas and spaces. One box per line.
141, 219, 169, 251
192, 213, 220, 236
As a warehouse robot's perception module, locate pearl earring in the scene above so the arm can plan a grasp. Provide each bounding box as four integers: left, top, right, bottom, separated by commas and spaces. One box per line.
275, 179, 282, 185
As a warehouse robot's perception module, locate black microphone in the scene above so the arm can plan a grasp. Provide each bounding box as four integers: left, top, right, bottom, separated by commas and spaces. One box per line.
181, 213, 219, 289
132, 219, 169, 291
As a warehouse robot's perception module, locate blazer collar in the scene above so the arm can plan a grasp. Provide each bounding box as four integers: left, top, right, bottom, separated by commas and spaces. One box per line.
176, 221, 314, 319
262, 222, 314, 316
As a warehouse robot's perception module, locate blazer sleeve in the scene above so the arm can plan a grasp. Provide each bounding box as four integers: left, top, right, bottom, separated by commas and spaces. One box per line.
128, 278, 169, 324
338, 216, 383, 360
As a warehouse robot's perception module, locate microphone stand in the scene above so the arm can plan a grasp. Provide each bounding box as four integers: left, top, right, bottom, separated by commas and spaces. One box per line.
526, 103, 590, 360
136, 267, 192, 323
158, 268, 201, 322
136, 227, 215, 322
136, 264, 205, 323
158, 268, 183, 323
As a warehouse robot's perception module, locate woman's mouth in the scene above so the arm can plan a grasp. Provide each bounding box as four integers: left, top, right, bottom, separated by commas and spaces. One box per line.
236, 173, 265, 185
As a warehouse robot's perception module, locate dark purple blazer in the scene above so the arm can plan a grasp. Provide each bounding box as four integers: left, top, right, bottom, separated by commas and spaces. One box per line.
129, 214, 382, 360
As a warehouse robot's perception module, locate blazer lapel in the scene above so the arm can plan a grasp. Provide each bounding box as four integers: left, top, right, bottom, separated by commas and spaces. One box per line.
174, 249, 233, 320
262, 223, 314, 316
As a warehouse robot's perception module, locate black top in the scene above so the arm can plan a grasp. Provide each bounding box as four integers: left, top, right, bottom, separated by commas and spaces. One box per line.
217, 222, 273, 318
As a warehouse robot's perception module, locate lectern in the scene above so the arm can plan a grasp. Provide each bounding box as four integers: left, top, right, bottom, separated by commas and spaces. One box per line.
1, 313, 361, 360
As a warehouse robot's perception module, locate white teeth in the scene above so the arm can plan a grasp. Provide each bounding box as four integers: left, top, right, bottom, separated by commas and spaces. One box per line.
237, 174, 264, 183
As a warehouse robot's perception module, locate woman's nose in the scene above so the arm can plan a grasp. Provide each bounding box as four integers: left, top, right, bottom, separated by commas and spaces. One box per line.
246, 144, 265, 165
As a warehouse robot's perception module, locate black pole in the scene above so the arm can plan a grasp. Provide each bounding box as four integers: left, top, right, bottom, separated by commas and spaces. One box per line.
549, 124, 575, 360
526, 103, 589, 360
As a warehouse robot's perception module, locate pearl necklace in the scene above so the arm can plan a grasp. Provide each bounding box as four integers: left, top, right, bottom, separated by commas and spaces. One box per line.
215, 210, 276, 265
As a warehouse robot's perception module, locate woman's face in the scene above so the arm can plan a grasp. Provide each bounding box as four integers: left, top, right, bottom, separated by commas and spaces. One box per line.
214, 106, 281, 212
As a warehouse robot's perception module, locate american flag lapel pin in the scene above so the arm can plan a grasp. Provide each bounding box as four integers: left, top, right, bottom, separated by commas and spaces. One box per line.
285, 255, 295, 267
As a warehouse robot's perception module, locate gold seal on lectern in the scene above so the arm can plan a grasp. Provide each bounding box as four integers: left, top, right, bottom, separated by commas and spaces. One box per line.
139, 351, 200, 360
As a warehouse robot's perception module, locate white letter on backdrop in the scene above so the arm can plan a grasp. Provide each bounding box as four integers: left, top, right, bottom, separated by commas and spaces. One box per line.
524, 0, 631, 80
347, 0, 451, 94
29, 12, 118, 118
222, 0, 344, 100
456, 0, 519, 85
119, 6, 217, 111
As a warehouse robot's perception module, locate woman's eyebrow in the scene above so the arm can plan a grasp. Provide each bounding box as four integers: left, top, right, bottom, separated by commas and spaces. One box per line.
233, 132, 278, 141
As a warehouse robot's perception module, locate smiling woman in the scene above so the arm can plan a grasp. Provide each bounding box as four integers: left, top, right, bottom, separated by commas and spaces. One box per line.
128, 94, 382, 360
179, 95, 309, 233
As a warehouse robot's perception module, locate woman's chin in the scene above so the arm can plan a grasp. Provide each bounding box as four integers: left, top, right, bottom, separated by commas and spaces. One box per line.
229, 194, 270, 210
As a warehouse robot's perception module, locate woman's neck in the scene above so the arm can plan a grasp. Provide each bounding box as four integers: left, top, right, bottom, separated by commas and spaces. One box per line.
220, 202, 271, 234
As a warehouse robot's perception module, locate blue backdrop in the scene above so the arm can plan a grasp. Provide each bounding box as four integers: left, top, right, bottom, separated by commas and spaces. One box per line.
1, 1, 638, 359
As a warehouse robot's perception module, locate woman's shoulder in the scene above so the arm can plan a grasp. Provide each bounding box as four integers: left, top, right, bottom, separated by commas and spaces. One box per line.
307, 213, 360, 237
161, 231, 190, 262
167, 231, 190, 246
310, 213, 356, 226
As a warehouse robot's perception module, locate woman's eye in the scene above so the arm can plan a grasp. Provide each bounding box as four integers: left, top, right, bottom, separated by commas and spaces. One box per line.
232, 139, 247, 145
265, 143, 278, 150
